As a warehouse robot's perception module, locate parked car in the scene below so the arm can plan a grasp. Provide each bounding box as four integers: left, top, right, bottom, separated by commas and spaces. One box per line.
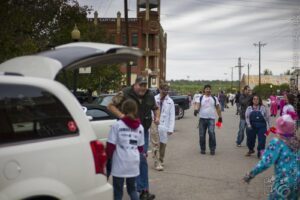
94, 93, 181, 119
82, 104, 117, 142
0, 42, 142, 200
168, 91, 190, 119
93, 94, 115, 107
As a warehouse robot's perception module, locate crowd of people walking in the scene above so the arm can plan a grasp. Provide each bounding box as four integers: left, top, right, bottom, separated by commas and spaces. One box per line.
105, 77, 299, 200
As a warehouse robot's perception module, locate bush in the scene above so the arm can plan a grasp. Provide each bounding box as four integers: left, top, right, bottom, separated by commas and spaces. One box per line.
252, 84, 290, 99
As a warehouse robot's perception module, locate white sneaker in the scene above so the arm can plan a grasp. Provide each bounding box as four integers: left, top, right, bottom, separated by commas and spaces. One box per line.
155, 164, 164, 171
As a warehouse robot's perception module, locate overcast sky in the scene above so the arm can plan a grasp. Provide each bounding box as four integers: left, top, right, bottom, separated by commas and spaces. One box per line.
78, 0, 300, 81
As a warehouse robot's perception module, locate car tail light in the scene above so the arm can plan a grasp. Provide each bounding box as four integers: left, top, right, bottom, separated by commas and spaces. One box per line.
90, 140, 107, 174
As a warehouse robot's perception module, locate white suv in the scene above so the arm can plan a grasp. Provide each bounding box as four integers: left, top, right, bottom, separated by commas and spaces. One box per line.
0, 42, 142, 200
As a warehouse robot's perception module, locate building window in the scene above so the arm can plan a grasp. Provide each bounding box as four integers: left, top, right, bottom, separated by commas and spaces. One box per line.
132, 33, 138, 46
110, 34, 116, 44
122, 34, 127, 46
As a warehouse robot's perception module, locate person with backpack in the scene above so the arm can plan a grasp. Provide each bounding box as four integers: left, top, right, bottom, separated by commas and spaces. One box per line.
194, 84, 222, 155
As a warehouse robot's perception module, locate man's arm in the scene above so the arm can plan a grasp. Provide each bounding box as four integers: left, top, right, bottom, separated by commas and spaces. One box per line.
108, 103, 124, 118
107, 92, 125, 118
216, 104, 222, 119
194, 102, 200, 116
153, 107, 160, 125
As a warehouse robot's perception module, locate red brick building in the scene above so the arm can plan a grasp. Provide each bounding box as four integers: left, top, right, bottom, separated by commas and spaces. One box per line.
88, 0, 167, 88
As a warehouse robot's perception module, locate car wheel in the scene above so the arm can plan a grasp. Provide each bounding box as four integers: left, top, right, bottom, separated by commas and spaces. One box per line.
24, 196, 59, 200
178, 106, 184, 119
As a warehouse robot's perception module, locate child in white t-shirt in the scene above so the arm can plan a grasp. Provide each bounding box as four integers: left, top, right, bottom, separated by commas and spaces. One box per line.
106, 99, 145, 200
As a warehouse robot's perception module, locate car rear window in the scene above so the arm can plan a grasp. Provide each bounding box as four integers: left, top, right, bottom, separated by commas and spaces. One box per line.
93, 95, 114, 107
0, 84, 79, 145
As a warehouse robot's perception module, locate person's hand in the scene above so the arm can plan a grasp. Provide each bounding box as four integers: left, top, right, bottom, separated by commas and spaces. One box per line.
143, 152, 148, 158
194, 110, 198, 116
167, 132, 173, 135
154, 118, 160, 125
119, 114, 125, 119
243, 173, 253, 184
247, 125, 252, 129
218, 117, 222, 123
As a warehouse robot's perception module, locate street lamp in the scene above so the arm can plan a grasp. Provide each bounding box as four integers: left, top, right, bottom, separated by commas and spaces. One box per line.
71, 24, 80, 41
71, 24, 80, 95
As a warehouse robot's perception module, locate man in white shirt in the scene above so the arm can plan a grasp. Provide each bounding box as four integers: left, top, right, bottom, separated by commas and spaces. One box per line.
151, 82, 175, 171
194, 85, 222, 155
192, 91, 202, 110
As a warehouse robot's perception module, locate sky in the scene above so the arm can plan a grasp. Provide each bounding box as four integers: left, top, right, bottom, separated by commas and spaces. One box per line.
78, 0, 300, 81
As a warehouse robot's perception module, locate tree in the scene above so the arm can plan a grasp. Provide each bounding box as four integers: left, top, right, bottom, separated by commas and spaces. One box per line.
0, 0, 125, 92
284, 70, 291, 75
263, 69, 273, 75
253, 83, 289, 99
0, 0, 93, 62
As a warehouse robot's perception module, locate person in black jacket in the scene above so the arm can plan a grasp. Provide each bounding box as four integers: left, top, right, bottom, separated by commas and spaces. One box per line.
108, 76, 159, 200
235, 91, 241, 115
236, 86, 251, 147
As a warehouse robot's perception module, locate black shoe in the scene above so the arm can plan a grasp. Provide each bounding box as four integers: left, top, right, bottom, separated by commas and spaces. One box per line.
210, 151, 215, 155
140, 191, 155, 200
257, 151, 261, 159
201, 150, 206, 154
245, 150, 255, 156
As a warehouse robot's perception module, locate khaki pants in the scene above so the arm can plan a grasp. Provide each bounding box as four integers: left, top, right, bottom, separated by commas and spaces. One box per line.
150, 122, 167, 167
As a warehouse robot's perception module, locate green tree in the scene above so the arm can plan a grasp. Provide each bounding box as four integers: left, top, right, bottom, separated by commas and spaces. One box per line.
284, 70, 291, 75
0, 0, 125, 92
0, 0, 93, 62
263, 69, 273, 75
252, 83, 290, 99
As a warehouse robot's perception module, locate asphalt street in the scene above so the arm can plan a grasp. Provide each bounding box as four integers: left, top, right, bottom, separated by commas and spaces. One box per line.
143, 105, 275, 200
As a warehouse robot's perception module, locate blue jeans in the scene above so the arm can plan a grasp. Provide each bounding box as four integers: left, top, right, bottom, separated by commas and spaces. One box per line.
236, 119, 247, 145
199, 118, 216, 152
136, 128, 149, 191
220, 102, 225, 111
113, 176, 139, 200
247, 125, 266, 152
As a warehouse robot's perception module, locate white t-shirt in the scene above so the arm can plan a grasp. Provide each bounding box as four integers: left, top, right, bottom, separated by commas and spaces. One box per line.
192, 93, 202, 104
195, 95, 220, 119
108, 120, 144, 178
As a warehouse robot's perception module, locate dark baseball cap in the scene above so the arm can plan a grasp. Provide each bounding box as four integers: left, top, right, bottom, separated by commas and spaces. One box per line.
135, 76, 148, 84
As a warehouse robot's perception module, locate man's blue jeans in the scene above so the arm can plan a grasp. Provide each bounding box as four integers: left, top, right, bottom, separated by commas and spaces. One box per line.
113, 176, 139, 200
199, 118, 216, 152
236, 119, 247, 145
136, 128, 149, 192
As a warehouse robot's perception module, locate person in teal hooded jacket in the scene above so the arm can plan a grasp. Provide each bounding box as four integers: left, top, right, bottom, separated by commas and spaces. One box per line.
243, 114, 300, 199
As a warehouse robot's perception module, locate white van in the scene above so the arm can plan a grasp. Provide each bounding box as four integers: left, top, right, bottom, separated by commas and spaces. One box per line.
0, 42, 142, 200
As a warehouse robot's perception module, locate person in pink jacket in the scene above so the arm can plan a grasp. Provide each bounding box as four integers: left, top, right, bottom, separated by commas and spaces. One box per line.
279, 92, 287, 116
269, 92, 277, 117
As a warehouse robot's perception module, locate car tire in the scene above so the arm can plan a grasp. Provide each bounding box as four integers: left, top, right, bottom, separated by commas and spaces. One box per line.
178, 106, 184, 119
24, 196, 59, 200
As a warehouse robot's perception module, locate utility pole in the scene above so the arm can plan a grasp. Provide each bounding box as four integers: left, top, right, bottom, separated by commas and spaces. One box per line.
231, 67, 233, 92
247, 63, 251, 86
235, 57, 244, 92
124, 0, 131, 86
254, 41, 267, 88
